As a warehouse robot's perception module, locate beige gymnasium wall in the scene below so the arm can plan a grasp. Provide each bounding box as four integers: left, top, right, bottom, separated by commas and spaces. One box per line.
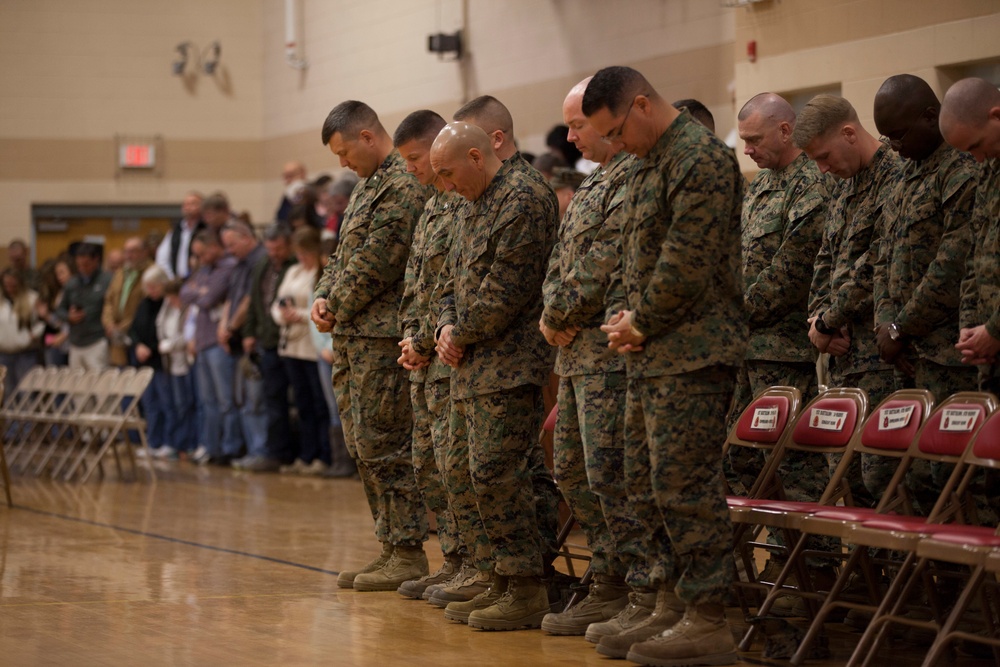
732, 0, 1000, 173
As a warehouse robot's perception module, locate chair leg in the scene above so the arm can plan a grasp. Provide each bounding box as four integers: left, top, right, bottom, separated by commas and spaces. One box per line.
922, 564, 986, 667
848, 551, 921, 667
0, 441, 13, 506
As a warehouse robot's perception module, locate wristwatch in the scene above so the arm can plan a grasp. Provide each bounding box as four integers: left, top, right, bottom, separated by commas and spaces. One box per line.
888, 322, 903, 341
815, 313, 837, 336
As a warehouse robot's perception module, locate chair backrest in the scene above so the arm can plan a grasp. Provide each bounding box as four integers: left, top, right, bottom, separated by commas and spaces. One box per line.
916, 392, 996, 459
723, 386, 802, 498
542, 404, 558, 433
786, 387, 867, 453
855, 389, 934, 455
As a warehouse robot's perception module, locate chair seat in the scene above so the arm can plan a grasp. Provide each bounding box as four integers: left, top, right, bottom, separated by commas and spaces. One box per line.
919, 527, 1000, 547
859, 516, 933, 532
811, 507, 883, 521
749, 500, 831, 513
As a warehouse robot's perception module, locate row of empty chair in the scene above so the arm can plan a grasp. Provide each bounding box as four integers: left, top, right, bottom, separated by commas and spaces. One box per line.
0, 365, 155, 487
725, 385, 1000, 665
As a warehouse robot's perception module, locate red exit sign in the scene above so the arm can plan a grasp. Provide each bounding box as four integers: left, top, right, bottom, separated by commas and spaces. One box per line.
119, 143, 156, 168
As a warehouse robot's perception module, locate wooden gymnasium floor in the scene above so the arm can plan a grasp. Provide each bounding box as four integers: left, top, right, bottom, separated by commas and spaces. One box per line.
1, 462, 997, 666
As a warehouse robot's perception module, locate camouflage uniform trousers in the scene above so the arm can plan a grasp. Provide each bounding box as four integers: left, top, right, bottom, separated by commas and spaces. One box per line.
419, 376, 462, 557
625, 367, 735, 606
334, 335, 428, 547
829, 366, 894, 508
445, 384, 551, 577
553, 371, 644, 579
904, 360, 985, 517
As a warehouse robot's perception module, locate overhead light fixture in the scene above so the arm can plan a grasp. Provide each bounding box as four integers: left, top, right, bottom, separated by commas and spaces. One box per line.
172, 41, 193, 76
202, 41, 221, 75
171, 40, 222, 77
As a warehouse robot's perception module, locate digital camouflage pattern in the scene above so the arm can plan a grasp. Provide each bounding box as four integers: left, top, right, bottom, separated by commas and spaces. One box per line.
617, 113, 744, 604
959, 159, 1000, 380
742, 152, 829, 364
874, 143, 976, 368
410, 378, 459, 556
542, 151, 633, 377
313, 149, 431, 549
437, 154, 558, 399
400, 190, 465, 385
809, 143, 902, 379
424, 376, 464, 557
620, 113, 746, 378
314, 150, 432, 338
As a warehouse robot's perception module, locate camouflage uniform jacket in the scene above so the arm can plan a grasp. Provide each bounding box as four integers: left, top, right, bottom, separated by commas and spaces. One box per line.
874, 143, 976, 366
809, 143, 901, 376
542, 151, 634, 377
960, 158, 1000, 337
399, 190, 465, 384
742, 152, 829, 364
437, 156, 559, 399
314, 150, 432, 338
620, 112, 747, 379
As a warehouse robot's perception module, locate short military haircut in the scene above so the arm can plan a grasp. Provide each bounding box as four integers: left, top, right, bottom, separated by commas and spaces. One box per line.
321, 100, 383, 145
452, 95, 514, 136
792, 94, 859, 148
582, 66, 652, 117
941, 77, 1000, 128
202, 192, 230, 213
673, 98, 715, 131
393, 109, 447, 147
737, 92, 796, 124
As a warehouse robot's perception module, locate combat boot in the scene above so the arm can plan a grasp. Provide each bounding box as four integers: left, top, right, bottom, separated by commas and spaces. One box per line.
337, 543, 393, 589
626, 602, 737, 667
541, 574, 630, 635
423, 558, 476, 601
398, 552, 462, 599
585, 588, 657, 644
467, 575, 550, 631
596, 586, 685, 658
443, 573, 508, 623
429, 567, 492, 608
353, 545, 428, 592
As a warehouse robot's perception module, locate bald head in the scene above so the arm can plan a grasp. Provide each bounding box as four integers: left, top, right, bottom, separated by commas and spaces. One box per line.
430, 122, 503, 201
738, 93, 796, 124
940, 78, 1000, 161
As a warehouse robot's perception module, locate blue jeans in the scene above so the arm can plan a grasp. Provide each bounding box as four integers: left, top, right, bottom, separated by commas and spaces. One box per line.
283, 356, 330, 464
167, 372, 197, 452
0, 350, 38, 399
194, 345, 243, 457
317, 356, 342, 429
139, 368, 172, 448
260, 347, 293, 462
238, 359, 269, 458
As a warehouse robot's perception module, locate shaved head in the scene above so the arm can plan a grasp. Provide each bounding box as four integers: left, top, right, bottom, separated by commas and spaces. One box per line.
738, 93, 796, 124
430, 122, 503, 201
873, 74, 942, 161
875, 74, 939, 118
940, 77, 1000, 161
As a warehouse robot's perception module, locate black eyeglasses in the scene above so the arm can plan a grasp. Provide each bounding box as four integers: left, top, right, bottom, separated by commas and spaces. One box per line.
601, 94, 646, 144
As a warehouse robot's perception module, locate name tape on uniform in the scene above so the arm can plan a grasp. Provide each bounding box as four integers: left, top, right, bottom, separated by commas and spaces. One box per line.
940, 409, 979, 432
878, 405, 915, 431
750, 406, 779, 431
810, 408, 848, 432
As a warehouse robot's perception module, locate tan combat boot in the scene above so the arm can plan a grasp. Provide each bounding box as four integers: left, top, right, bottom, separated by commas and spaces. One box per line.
429, 567, 493, 608
336, 543, 393, 589
397, 553, 462, 599
467, 575, 551, 631
541, 574, 630, 635
596, 586, 685, 658
423, 558, 476, 601
353, 545, 429, 592
625, 602, 737, 666
443, 573, 508, 623
585, 588, 658, 643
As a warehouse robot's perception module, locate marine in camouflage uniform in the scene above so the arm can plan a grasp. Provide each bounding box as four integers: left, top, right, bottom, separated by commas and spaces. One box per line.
542, 150, 638, 574
872, 76, 979, 514
315, 105, 433, 588
804, 133, 902, 504
431, 122, 558, 629
399, 190, 466, 572
581, 71, 747, 662
961, 158, 1000, 392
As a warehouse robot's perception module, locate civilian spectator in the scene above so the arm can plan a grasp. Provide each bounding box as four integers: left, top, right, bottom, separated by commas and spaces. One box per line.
201, 192, 236, 236
57, 243, 112, 370
6, 239, 39, 290
324, 173, 359, 240
155, 191, 205, 280
0, 268, 44, 397
277, 161, 307, 224
180, 231, 239, 464
129, 265, 171, 458
36, 257, 74, 366
273, 226, 331, 474
157, 279, 197, 457
102, 237, 149, 367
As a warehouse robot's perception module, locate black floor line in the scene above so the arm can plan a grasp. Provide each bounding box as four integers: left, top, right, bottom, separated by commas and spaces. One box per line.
13, 504, 341, 577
